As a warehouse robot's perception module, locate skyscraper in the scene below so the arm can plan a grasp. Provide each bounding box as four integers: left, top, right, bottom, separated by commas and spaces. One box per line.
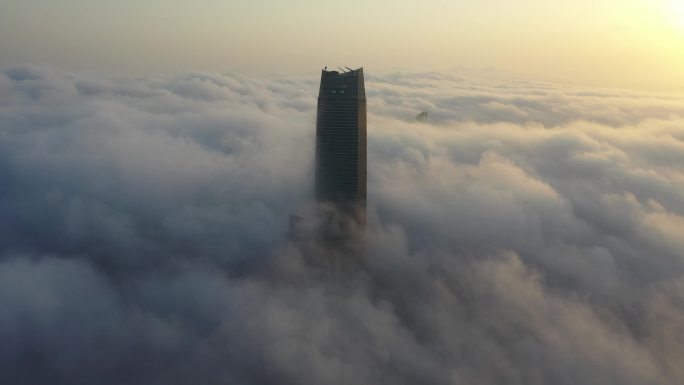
315, 67, 367, 225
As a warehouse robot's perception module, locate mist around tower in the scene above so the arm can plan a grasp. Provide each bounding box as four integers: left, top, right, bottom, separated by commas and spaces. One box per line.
288, 67, 368, 262
1, 66, 684, 385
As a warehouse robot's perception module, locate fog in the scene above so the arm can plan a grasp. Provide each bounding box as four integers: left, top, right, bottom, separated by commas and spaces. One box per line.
1, 66, 684, 384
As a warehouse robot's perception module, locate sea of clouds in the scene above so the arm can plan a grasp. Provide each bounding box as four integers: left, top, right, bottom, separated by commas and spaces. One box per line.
1, 65, 684, 385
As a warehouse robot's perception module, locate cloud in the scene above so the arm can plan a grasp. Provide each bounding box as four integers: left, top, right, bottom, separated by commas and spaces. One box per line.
1, 66, 684, 384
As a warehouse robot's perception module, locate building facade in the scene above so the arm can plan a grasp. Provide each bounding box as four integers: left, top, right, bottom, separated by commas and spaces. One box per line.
315, 67, 367, 224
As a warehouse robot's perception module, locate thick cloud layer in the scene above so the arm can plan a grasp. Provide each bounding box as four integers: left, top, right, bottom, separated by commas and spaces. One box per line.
1, 66, 684, 385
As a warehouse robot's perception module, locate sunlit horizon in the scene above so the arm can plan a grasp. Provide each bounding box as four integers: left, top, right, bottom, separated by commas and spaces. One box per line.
2, 0, 683, 90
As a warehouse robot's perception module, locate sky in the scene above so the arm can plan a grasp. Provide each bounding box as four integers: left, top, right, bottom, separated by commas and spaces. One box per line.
1, 0, 684, 89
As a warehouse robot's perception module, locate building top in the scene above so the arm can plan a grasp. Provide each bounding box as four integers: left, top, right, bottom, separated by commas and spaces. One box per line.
319, 67, 365, 100
322, 67, 363, 76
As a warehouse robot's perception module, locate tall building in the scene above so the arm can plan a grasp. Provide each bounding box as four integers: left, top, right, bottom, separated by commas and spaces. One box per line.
315, 67, 367, 225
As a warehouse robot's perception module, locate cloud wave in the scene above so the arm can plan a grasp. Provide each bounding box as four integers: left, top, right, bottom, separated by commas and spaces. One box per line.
1, 66, 684, 385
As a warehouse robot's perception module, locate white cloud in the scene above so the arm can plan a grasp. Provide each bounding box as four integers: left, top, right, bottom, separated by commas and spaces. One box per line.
1, 66, 684, 384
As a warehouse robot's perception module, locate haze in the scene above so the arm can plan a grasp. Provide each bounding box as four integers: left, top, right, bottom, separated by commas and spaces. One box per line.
2, 0, 683, 89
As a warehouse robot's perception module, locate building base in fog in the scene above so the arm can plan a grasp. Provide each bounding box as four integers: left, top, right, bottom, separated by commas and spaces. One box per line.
288, 203, 365, 250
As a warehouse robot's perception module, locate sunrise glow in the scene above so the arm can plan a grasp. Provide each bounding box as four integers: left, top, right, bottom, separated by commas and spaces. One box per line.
1, 0, 683, 89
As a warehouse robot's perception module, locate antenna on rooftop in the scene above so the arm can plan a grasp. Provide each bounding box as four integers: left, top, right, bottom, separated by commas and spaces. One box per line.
345, 66, 353, 72
338, 67, 346, 73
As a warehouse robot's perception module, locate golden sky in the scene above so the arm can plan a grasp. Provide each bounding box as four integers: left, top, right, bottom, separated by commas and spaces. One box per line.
1, 0, 683, 89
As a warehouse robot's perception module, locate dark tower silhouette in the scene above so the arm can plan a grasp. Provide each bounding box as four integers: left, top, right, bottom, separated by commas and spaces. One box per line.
315, 67, 367, 225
